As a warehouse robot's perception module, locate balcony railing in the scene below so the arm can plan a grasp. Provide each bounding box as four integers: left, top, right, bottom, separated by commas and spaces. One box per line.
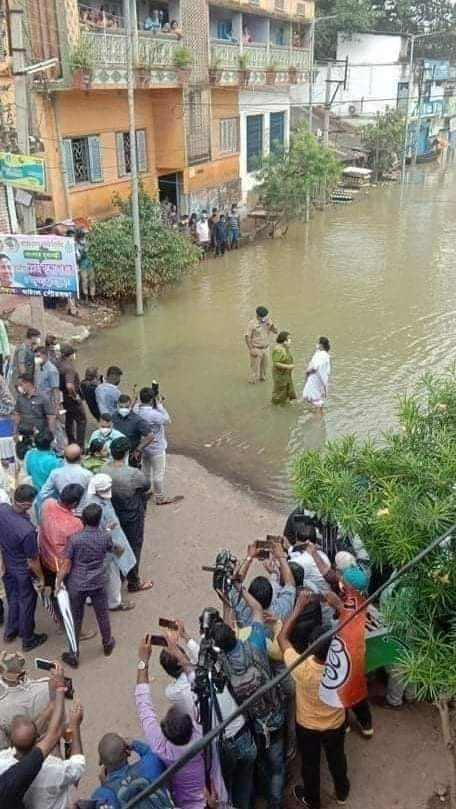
411, 98, 445, 117
211, 40, 310, 71
81, 30, 180, 67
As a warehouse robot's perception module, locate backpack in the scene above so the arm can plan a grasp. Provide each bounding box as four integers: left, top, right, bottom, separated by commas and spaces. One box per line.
103, 761, 174, 809
221, 640, 285, 745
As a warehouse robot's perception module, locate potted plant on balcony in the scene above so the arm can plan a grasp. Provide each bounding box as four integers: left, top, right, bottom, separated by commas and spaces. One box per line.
69, 39, 94, 90
209, 56, 223, 85
288, 65, 298, 84
238, 53, 251, 88
265, 62, 277, 86
174, 45, 192, 83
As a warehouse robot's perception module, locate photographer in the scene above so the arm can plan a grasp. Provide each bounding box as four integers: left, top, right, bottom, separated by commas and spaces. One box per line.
159, 621, 257, 809
228, 540, 296, 628
213, 587, 285, 809
133, 387, 182, 505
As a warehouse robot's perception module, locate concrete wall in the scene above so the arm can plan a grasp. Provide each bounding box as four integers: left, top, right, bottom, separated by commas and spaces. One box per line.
336, 32, 408, 65
239, 89, 290, 198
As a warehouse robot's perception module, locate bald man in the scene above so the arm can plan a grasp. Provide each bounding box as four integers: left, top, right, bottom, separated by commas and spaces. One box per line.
91, 732, 165, 806
0, 686, 85, 809
39, 444, 92, 505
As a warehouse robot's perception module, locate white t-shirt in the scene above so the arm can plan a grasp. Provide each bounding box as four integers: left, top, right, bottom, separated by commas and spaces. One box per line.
196, 220, 210, 243
0, 750, 86, 809
288, 548, 331, 593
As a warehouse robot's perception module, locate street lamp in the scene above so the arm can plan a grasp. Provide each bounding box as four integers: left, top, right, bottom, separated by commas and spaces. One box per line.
401, 30, 449, 182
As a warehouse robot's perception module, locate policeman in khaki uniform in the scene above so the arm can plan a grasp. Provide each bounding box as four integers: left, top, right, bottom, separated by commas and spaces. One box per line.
0, 651, 51, 750
245, 306, 278, 383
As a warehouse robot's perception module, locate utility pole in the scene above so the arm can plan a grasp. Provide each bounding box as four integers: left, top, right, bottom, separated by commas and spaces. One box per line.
411, 61, 424, 168
322, 62, 332, 146
9, 1, 45, 336
374, 111, 381, 182
305, 19, 315, 224
125, 0, 143, 317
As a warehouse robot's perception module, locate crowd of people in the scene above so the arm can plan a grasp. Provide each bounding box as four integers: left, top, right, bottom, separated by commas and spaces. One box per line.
0, 322, 415, 809
160, 202, 241, 258
78, 3, 183, 36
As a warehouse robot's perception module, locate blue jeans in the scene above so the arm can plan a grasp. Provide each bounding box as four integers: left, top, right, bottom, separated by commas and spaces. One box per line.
256, 725, 285, 808
219, 727, 257, 809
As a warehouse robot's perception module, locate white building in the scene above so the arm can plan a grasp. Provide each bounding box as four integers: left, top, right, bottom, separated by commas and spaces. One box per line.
240, 90, 290, 198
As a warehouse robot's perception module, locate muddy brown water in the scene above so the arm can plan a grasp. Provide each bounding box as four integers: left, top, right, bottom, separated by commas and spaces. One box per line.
80, 164, 456, 503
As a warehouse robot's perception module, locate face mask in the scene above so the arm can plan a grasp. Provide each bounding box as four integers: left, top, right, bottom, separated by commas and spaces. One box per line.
118, 407, 130, 417
34, 357, 43, 366
54, 343, 61, 353
261, 317, 269, 323
17, 386, 25, 395
100, 427, 111, 436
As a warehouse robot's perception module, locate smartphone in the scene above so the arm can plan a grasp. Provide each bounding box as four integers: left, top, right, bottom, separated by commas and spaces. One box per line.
35, 658, 55, 671
267, 534, 283, 544
256, 539, 271, 550
64, 677, 74, 700
149, 634, 168, 647
257, 549, 270, 561
159, 618, 178, 630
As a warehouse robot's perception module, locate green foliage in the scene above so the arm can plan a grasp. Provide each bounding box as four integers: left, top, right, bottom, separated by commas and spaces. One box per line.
255, 124, 342, 218
87, 189, 200, 300
314, 0, 378, 59
360, 110, 406, 176
69, 38, 95, 71
173, 45, 192, 68
291, 368, 456, 704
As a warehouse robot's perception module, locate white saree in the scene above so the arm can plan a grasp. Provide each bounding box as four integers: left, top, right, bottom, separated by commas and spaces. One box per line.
302, 349, 331, 406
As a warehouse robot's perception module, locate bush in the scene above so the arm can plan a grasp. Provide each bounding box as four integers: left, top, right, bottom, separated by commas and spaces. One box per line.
88, 190, 200, 300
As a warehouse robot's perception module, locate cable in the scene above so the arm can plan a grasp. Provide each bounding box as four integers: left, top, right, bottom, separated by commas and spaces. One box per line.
122, 521, 455, 809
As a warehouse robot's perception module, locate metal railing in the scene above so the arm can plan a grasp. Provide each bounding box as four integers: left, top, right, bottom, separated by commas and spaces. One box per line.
81, 30, 180, 66
210, 40, 310, 69
122, 523, 455, 809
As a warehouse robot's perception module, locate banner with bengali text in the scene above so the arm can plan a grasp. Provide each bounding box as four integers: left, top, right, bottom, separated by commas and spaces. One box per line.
0, 234, 78, 298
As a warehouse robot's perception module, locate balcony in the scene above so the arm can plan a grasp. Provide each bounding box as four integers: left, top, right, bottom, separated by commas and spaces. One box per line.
79, 30, 182, 88
210, 41, 310, 87
410, 98, 446, 118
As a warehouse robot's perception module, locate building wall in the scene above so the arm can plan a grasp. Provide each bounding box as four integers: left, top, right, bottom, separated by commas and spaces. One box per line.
38, 88, 185, 221
336, 32, 408, 65
239, 89, 290, 198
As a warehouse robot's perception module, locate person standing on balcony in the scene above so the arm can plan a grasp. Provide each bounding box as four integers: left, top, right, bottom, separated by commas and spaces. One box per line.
144, 9, 161, 32
242, 25, 252, 44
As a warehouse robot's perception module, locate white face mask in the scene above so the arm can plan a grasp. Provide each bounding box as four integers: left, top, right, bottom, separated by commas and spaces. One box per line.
100, 427, 111, 436
54, 343, 61, 353
34, 357, 43, 366
118, 407, 130, 417
17, 386, 25, 395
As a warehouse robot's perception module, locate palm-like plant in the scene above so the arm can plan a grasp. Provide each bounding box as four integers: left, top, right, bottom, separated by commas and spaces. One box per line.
291, 368, 456, 806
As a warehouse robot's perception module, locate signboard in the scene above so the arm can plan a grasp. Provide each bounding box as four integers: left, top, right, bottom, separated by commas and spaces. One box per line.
0, 234, 78, 298
0, 153, 46, 193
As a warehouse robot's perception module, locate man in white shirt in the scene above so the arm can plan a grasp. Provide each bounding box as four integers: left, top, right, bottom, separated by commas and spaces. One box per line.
0, 671, 85, 809
159, 622, 257, 809
196, 212, 210, 253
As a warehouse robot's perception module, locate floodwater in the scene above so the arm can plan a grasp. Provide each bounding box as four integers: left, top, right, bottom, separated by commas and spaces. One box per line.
80, 163, 456, 503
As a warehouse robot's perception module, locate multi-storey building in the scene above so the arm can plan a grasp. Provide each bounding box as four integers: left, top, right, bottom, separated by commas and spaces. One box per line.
26, 0, 314, 221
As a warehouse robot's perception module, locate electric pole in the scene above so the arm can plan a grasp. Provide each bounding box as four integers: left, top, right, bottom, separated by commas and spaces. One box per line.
9, 1, 45, 336
322, 62, 332, 146
125, 0, 143, 316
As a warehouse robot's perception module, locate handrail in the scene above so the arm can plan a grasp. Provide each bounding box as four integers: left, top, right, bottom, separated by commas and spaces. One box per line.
123, 522, 455, 809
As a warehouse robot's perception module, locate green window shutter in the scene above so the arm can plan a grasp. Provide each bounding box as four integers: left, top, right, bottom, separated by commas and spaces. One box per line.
87, 135, 103, 182
116, 132, 126, 177
136, 129, 147, 174
62, 138, 75, 186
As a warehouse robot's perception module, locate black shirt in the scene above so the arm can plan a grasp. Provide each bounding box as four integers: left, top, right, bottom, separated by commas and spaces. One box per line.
111, 412, 150, 452
80, 379, 100, 421
0, 747, 44, 809
14, 392, 52, 434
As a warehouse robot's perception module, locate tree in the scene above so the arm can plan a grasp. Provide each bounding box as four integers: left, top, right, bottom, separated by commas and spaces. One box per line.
88, 189, 200, 300
315, 0, 379, 59
360, 109, 406, 176
255, 125, 342, 219
291, 369, 456, 806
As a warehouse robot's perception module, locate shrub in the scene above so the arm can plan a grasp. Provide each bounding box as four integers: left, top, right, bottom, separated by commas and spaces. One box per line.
88, 190, 200, 300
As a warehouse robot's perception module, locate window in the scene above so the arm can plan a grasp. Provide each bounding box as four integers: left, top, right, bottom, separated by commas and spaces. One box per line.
246, 114, 263, 172
116, 129, 148, 177
62, 135, 103, 186
219, 118, 239, 154
216, 20, 232, 40
270, 111, 285, 151
397, 81, 409, 114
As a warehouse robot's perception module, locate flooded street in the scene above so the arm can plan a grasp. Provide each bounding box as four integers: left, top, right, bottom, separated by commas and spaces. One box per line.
80, 164, 456, 503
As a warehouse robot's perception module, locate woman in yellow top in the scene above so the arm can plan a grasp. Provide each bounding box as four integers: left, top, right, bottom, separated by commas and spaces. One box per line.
271, 331, 297, 405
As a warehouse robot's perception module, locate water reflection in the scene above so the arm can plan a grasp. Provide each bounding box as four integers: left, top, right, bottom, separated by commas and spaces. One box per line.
80, 164, 456, 503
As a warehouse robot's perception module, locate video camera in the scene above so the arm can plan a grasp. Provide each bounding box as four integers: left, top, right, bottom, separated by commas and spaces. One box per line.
202, 549, 240, 596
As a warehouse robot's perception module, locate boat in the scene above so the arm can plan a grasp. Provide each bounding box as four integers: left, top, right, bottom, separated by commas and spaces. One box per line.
406, 147, 442, 165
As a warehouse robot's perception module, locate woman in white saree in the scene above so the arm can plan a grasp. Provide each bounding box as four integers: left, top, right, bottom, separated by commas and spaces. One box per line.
302, 337, 331, 409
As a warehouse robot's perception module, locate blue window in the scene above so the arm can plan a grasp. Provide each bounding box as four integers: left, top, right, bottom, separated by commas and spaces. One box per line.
217, 20, 232, 40
246, 115, 263, 172
270, 111, 285, 151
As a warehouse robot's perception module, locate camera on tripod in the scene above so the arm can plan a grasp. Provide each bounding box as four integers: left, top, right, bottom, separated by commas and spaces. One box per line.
202, 549, 240, 596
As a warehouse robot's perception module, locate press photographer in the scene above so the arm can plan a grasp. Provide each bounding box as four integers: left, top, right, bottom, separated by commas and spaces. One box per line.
158, 616, 256, 809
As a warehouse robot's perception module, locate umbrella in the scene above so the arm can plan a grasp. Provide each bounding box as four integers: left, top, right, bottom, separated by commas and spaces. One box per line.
56, 585, 78, 655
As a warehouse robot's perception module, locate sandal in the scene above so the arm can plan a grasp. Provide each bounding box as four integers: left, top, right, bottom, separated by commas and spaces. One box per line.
155, 495, 184, 505
128, 580, 154, 593
111, 601, 136, 612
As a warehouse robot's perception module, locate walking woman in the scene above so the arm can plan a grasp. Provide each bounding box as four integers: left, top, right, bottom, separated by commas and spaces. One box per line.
302, 337, 331, 411
272, 331, 296, 405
